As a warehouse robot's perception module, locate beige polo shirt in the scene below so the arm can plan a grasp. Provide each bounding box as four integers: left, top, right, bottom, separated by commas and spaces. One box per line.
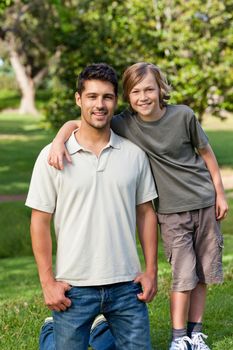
26, 130, 157, 286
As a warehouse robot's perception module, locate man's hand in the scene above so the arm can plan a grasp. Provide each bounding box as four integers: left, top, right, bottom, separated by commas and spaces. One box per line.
134, 272, 157, 303
42, 279, 72, 311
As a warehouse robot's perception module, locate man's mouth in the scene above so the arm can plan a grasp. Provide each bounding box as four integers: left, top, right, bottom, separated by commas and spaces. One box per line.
92, 110, 107, 116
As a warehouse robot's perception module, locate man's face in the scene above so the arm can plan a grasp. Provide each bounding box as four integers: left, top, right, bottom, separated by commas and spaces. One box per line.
128, 71, 161, 120
75, 80, 117, 130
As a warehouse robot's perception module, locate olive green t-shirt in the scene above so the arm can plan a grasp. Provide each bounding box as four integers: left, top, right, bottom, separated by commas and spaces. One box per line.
111, 104, 215, 214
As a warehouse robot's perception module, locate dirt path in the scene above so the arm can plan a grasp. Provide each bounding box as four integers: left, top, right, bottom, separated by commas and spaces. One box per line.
220, 168, 233, 190
0, 194, 27, 202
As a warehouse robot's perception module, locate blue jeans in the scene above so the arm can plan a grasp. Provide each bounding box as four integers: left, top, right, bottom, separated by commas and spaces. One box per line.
40, 281, 151, 350
40, 317, 115, 350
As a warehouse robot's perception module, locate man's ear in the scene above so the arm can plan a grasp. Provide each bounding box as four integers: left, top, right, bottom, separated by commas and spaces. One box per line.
75, 92, 81, 107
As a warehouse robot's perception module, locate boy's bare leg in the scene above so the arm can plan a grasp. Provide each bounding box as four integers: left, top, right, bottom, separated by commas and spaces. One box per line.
170, 290, 191, 329
188, 283, 207, 322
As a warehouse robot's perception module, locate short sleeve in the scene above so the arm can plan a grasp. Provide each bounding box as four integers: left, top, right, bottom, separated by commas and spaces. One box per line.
136, 151, 158, 205
25, 145, 58, 213
189, 114, 209, 149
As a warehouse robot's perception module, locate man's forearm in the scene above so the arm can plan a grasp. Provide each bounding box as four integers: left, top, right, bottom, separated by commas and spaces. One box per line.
30, 209, 71, 311
30, 210, 54, 286
135, 201, 158, 302
136, 203, 158, 275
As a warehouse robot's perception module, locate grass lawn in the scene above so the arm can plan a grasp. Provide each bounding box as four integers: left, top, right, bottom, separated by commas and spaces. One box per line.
0, 231, 233, 350
0, 112, 55, 194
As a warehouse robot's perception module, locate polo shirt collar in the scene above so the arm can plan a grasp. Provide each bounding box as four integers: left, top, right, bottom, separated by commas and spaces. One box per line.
108, 129, 121, 150
66, 129, 121, 155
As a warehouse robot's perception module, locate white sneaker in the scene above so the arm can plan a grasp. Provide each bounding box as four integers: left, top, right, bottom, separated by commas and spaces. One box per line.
90, 314, 107, 332
44, 316, 53, 324
169, 336, 193, 350
191, 332, 210, 350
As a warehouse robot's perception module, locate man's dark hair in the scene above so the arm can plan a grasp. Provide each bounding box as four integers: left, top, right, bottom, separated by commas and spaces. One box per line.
77, 63, 118, 96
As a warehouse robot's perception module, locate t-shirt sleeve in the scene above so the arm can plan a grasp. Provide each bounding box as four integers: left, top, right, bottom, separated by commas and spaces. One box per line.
136, 151, 158, 205
111, 112, 129, 138
25, 146, 58, 213
189, 113, 209, 149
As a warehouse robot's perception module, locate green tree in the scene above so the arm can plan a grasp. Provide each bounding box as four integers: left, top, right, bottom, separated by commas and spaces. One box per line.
2, 0, 231, 122
0, 0, 62, 114
46, 0, 164, 127
46, 0, 233, 127
154, 0, 233, 122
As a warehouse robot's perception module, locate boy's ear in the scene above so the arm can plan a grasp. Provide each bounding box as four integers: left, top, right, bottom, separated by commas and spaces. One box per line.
75, 92, 81, 107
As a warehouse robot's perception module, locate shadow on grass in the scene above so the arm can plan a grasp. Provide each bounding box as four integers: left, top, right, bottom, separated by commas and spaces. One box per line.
0, 113, 51, 136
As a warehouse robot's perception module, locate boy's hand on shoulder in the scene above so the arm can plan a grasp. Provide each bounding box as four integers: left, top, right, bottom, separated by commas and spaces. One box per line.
48, 140, 72, 170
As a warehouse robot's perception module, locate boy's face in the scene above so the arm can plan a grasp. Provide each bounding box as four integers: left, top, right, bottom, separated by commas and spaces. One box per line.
128, 71, 162, 120
75, 80, 117, 130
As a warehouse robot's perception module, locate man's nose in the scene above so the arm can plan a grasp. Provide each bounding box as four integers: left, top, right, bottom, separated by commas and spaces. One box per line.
96, 97, 105, 108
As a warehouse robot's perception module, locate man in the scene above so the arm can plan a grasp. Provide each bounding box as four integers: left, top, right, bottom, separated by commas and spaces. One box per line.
26, 63, 158, 350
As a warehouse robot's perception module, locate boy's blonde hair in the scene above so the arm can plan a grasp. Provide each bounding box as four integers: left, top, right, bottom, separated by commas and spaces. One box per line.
122, 62, 171, 108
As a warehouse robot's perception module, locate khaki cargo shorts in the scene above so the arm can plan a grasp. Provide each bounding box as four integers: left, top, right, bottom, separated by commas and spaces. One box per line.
158, 206, 224, 292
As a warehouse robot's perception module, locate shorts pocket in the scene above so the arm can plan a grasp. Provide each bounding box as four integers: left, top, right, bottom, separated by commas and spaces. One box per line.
157, 213, 172, 263
215, 225, 224, 249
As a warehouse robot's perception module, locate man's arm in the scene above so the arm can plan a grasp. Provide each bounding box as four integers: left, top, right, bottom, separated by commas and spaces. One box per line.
48, 120, 81, 170
198, 144, 228, 220
134, 201, 158, 303
31, 209, 71, 311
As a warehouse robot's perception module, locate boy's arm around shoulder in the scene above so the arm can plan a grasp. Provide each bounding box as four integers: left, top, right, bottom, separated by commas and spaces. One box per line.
135, 201, 158, 303
198, 144, 228, 220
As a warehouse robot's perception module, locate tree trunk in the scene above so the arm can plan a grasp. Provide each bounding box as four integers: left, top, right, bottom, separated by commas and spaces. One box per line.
18, 79, 37, 115
9, 49, 38, 115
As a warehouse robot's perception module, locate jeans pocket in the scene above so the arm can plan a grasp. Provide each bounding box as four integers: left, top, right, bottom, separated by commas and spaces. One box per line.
132, 282, 143, 293
65, 286, 84, 299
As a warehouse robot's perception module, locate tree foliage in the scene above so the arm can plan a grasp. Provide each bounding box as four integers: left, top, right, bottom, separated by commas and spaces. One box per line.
0, 0, 232, 124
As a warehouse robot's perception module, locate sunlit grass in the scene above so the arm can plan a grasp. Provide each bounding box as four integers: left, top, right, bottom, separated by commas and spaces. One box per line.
0, 112, 55, 194
0, 234, 233, 349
